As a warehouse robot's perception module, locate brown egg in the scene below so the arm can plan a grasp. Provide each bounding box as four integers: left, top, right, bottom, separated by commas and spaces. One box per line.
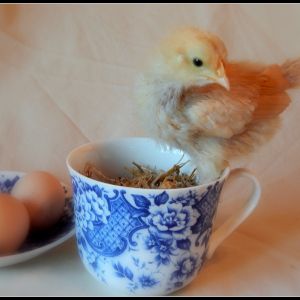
11, 171, 65, 230
0, 194, 30, 255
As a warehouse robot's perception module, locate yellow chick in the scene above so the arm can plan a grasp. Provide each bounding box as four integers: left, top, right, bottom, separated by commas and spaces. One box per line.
135, 27, 300, 182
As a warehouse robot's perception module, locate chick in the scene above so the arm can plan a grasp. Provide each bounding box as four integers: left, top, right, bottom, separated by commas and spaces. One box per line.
135, 27, 300, 183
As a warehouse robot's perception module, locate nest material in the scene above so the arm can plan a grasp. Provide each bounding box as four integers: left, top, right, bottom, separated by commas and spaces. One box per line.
83, 161, 197, 189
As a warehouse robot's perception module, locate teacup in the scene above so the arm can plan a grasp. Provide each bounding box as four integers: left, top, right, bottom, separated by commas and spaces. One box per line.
66, 137, 260, 295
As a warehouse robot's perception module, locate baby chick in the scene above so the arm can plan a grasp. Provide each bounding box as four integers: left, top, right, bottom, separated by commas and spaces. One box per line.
135, 27, 300, 183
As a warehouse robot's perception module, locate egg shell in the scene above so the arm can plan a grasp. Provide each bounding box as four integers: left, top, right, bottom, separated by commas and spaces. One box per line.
11, 171, 65, 230
0, 194, 30, 255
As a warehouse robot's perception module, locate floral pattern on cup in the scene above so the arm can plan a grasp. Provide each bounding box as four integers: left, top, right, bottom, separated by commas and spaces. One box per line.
71, 173, 223, 295
147, 202, 200, 240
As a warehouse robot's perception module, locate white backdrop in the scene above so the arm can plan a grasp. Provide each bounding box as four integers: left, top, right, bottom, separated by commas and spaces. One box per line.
0, 4, 299, 296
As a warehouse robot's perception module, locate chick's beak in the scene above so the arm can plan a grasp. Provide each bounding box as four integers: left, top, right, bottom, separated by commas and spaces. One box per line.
201, 63, 230, 90
215, 63, 230, 90
216, 76, 230, 90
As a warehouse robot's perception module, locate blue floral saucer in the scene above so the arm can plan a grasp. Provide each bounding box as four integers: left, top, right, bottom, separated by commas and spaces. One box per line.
0, 171, 75, 267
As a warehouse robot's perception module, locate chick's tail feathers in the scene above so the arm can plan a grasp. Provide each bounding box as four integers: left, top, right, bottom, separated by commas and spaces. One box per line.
242, 59, 300, 153
252, 59, 300, 120
253, 64, 292, 120
281, 58, 300, 89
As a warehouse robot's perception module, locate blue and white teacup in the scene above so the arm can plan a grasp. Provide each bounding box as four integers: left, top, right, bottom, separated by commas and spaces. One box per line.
66, 137, 260, 295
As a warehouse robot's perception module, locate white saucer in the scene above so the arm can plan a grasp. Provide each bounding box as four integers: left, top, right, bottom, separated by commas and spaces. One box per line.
0, 171, 75, 268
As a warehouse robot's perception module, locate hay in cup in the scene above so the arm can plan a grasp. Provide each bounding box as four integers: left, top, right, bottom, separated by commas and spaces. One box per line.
83, 160, 198, 189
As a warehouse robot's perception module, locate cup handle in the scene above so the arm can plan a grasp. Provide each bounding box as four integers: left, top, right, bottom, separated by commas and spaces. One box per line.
206, 168, 261, 259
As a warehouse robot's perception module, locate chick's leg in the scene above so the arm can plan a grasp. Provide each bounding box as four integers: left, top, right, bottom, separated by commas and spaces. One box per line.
188, 137, 226, 183
193, 156, 225, 183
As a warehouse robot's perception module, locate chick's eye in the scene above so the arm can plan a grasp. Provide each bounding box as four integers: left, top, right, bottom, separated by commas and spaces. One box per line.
193, 58, 203, 67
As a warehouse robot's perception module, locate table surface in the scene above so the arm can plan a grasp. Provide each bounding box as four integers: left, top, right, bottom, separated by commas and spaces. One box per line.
0, 4, 299, 296
0, 230, 299, 296
0, 191, 299, 297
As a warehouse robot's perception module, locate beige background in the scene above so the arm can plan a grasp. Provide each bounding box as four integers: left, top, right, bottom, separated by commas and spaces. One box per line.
0, 4, 299, 296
